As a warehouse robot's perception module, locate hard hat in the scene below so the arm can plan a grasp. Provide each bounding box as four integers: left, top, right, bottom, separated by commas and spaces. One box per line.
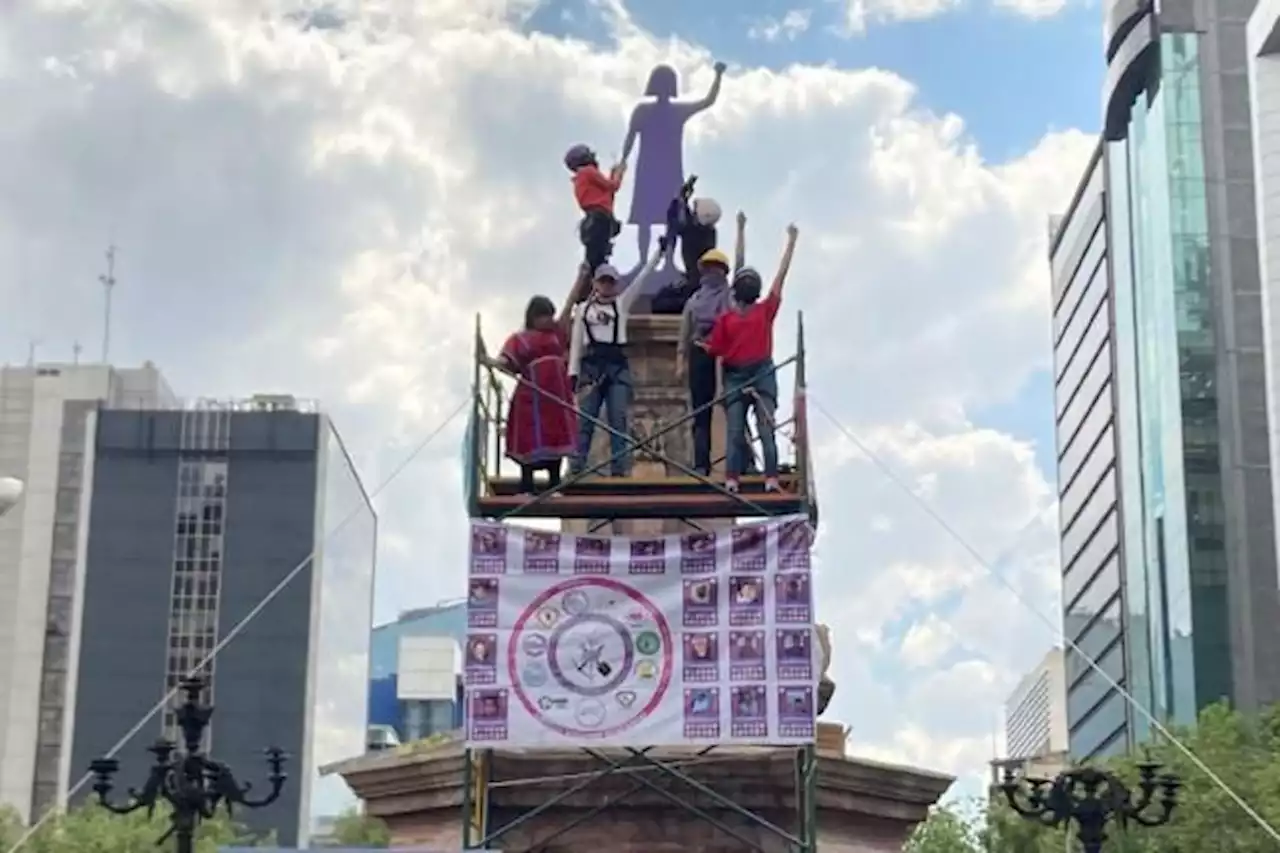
691, 198, 722, 226
593, 263, 620, 281
0, 477, 24, 519
564, 144, 595, 170
698, 248, 730, 269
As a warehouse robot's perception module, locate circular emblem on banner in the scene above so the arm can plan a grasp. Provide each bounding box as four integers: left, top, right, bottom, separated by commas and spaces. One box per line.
562, 590, 590, 616
509, 577, 673, 739
635, 631, 661, 656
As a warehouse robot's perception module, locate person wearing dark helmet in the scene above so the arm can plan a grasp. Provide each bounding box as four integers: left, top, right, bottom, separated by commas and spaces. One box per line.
565, 143, 626, 281
567, 241, 664, 477
700, 223, 799, 493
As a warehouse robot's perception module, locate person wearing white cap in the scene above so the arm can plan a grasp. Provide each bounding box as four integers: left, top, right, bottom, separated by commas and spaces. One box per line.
0, 477, 24, 519
568, 239, 666, 477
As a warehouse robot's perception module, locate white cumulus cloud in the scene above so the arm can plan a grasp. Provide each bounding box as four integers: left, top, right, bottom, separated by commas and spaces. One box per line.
0, 0, 1092, 800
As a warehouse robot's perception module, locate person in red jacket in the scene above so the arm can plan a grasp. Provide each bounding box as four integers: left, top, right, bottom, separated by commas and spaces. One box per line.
565, 144, 627, 280
700, 223, 798, 493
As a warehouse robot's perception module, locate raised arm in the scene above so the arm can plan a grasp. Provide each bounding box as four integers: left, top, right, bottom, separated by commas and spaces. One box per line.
733, 210, 746, 274
682, 62, 726, 116
568, 309, 585, 381
769, 224, 799, 301
586, 164, 623, 193
558, 264, 591, 330
619, 240, 665, 314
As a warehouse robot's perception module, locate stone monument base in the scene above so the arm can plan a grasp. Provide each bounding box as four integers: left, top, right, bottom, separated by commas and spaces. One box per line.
325, 734, 953, 853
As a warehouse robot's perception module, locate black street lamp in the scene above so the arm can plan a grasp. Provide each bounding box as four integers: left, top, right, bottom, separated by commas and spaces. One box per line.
88, 676, 288, 853
1000, 763, 1181, 853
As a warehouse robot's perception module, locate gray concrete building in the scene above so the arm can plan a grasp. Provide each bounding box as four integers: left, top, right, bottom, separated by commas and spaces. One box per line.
0, 362, 175, 821
64, 400, 376, 846
1049, 0, 1280, 761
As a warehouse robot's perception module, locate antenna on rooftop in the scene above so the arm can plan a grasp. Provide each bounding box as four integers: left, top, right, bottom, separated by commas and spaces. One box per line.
72, 341, 82, 365
99, 244, 117, 365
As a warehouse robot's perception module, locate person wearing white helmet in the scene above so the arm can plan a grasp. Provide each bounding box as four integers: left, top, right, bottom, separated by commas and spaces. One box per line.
653, 175, 747, 314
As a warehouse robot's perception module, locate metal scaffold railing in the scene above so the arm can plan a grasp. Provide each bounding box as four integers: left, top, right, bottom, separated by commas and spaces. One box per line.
459, 308, 820, 853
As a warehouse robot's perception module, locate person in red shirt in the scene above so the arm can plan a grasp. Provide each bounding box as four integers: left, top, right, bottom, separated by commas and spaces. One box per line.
700, 223, 799, 493
565, 143, 627, 282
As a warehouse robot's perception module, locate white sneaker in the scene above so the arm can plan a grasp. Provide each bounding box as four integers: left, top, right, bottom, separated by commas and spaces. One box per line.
725, 479, 740, 493
764, 477, 780, 492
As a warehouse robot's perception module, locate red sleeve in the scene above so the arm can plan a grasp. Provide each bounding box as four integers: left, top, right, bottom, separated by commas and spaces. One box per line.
585, 165, 620, 191
763, 291, 782, 322
500, 333, 525, 370
703, 317, 727, 358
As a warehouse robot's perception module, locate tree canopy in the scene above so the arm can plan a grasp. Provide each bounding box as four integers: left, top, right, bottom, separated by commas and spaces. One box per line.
906, 701, 1280, 852
0, 801, 267, 853
328, 808, 390, 847
0, 801, 393, 852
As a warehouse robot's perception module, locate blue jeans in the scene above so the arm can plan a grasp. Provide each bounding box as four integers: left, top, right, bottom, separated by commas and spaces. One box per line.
724, 359, 778, 479
571, 354, 633, 476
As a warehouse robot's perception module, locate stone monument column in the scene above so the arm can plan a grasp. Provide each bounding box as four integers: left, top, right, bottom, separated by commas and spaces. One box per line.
563, 314, 727, 537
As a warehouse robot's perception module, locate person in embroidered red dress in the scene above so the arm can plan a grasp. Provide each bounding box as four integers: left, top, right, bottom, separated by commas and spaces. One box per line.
699, 223, 799, 494
483, 267, 589, 495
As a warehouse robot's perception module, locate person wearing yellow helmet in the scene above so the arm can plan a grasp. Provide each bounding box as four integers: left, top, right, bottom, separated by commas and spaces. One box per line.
676, 245, 736, 475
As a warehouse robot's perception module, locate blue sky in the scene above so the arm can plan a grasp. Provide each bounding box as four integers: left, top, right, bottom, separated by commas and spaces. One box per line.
528, 0, 1104, 160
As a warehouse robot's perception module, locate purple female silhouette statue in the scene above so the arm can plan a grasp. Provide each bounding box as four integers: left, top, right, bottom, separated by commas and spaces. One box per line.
621, 62, 726, 276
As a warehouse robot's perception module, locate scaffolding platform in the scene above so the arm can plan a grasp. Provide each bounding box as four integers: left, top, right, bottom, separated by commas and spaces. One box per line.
478, 473, 808, 519
466, 313, 818, 525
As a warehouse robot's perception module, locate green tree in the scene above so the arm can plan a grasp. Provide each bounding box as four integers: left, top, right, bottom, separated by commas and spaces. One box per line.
909, 702, 1280, 853
329, 808, 391, 847
0, 802, 268, 853
905, 802, 982, 853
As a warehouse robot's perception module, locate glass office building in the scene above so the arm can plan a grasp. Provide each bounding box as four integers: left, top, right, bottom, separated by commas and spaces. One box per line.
1049, 0, 1279, 759
67, 400, 376, 847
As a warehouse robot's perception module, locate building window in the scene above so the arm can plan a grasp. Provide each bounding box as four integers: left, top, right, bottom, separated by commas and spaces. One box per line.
163, 457, 228, 747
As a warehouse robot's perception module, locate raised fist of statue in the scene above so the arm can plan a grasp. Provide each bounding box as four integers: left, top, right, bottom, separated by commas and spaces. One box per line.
714, 61, 727, 75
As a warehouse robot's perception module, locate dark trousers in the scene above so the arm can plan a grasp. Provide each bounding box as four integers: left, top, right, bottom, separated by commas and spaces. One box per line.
689, 347, 718, 474
519, 462, 562, 494
579, 208, 620, 273
688, 348, 755, 475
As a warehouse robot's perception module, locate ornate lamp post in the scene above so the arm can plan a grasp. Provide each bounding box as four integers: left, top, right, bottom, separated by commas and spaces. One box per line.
88, 676, 288, 853
999, 763, 1181, 853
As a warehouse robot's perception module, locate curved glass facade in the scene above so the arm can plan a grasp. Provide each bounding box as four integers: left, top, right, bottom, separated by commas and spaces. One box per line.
1107, 32, 1227, 740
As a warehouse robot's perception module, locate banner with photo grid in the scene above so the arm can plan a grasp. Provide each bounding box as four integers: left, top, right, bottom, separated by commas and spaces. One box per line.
463, 514, 817, 748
